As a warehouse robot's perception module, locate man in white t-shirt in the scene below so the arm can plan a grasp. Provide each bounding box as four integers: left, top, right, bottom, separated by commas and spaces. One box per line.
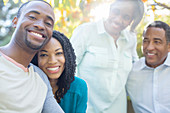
0, 0, 63, 113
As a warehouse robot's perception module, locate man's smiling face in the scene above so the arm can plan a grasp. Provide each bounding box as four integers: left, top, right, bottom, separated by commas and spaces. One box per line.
143, 27, 170, 68
13, 1, 55, 50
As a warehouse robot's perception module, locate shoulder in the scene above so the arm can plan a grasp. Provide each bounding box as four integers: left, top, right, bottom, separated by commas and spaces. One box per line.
30, 63, 44, 76
30, 63, 49, 85
69, 76, 87, 94
133, 57, 145, 69
78, 22, 96, 29
73, 76, 87, 87
74, 22, 97, 34
72, 76, 87, 89
122, 29, 137, 42
122, 29, 137, 37
128, 57, 145, 78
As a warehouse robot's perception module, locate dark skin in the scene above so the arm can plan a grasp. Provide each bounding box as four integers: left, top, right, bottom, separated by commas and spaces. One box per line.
104, 1, 135, 44
0, 1, 55, 67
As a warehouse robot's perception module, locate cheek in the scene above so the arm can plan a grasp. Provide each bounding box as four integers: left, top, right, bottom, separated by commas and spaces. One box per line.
59, 55, 66, 64
62, 57, 66, 64
38, 59, 47, 70
168, 44, 170, 52
142, 45, 146, 52
47, 28, 53, 38
123, 20, 131, 27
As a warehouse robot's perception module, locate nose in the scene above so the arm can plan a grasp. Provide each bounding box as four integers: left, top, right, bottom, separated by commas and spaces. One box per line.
147, 42, 155, 51
34, 20, 45, 31
48, 55, 57, 64
114, 15, 123, 25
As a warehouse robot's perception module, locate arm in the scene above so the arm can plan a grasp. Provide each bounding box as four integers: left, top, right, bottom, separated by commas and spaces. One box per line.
31, 64, 64, 113
70, 25, 87, 75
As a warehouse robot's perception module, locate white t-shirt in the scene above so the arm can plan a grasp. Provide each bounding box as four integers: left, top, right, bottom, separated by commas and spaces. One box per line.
0, 53, 47, 113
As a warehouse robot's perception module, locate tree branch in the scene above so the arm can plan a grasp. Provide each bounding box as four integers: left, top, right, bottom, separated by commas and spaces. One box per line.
154, 0, 170, 10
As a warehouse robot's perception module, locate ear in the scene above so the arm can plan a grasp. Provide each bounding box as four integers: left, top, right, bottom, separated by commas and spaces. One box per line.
168, 43, 170, 52
12, 17, 18, 28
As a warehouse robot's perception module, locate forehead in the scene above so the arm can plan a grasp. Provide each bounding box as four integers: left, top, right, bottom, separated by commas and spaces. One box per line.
44, 38, 62, 50
111, 1, 135, 9
22, 1, 55, 20
144, 27, 166, 39
110, 1, 135, 16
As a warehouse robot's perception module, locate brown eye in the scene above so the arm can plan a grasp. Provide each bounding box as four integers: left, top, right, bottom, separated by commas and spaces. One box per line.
45, 22, 52, 27
55, 52, 63, 56
28, 16, 36, 20
154, 40, 161, 44
143, 39, 149, 43
40, 54, 48, 57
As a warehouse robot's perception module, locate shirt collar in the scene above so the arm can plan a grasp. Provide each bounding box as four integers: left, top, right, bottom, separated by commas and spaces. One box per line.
163, 52, 170, 66
138, 57, 148, 70
96, 19, 129, 42
96, 19, 106, 34
120, 30, 130, 42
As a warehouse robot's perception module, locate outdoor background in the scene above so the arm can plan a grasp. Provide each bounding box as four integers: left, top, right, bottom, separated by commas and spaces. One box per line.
0, 0, 169, 113
0, 0, 170, 57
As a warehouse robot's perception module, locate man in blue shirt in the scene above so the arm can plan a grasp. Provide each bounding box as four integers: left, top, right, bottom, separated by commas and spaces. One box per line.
126, 21, 170, 113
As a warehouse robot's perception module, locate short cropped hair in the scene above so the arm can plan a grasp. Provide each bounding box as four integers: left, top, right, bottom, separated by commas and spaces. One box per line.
145, 21, 170, 43
17, 0, 52, 18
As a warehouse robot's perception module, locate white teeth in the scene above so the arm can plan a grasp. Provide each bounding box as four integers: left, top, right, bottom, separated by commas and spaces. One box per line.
31, 32, 42, 38
148, 53, 155, 55
47, 67, 59, 71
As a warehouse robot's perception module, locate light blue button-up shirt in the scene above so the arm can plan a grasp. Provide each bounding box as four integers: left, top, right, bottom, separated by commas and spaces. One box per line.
126, 53, 170, 113
70, 19, 138, 113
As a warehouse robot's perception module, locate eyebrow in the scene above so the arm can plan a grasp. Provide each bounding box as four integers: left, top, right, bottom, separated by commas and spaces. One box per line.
28, 10, 54, 23
28, 10, 40, 15
154, 38, 162, 41
55, 48, 62, 52
40, 50, 47, 52
40, 48, 62, 53
47, 16, 54, 24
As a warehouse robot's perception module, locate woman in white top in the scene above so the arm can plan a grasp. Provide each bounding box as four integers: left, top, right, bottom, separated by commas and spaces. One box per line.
70, 0, 144, 112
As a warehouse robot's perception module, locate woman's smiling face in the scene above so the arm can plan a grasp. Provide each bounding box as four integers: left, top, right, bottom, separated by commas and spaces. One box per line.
38, 37, 65, 80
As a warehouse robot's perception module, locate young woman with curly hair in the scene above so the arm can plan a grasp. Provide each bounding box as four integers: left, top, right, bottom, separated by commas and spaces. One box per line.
31, 30, 88, 113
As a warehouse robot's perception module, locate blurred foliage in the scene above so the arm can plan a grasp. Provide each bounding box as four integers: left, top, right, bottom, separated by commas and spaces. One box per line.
0, 0, 22, 46
1, 0, 170, 57
136, 0, 170, 57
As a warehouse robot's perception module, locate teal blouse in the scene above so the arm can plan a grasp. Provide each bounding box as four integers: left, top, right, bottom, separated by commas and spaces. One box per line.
59, 76, 88, 113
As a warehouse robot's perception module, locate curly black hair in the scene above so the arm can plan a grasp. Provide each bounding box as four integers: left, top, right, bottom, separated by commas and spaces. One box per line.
31, 30, 76, 103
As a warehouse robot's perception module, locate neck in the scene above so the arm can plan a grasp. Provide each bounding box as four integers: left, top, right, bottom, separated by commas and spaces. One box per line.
49, 79, 58, 96
110, 32, 120, 41
0, 42, 37, 68
104, 20, 120, 41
